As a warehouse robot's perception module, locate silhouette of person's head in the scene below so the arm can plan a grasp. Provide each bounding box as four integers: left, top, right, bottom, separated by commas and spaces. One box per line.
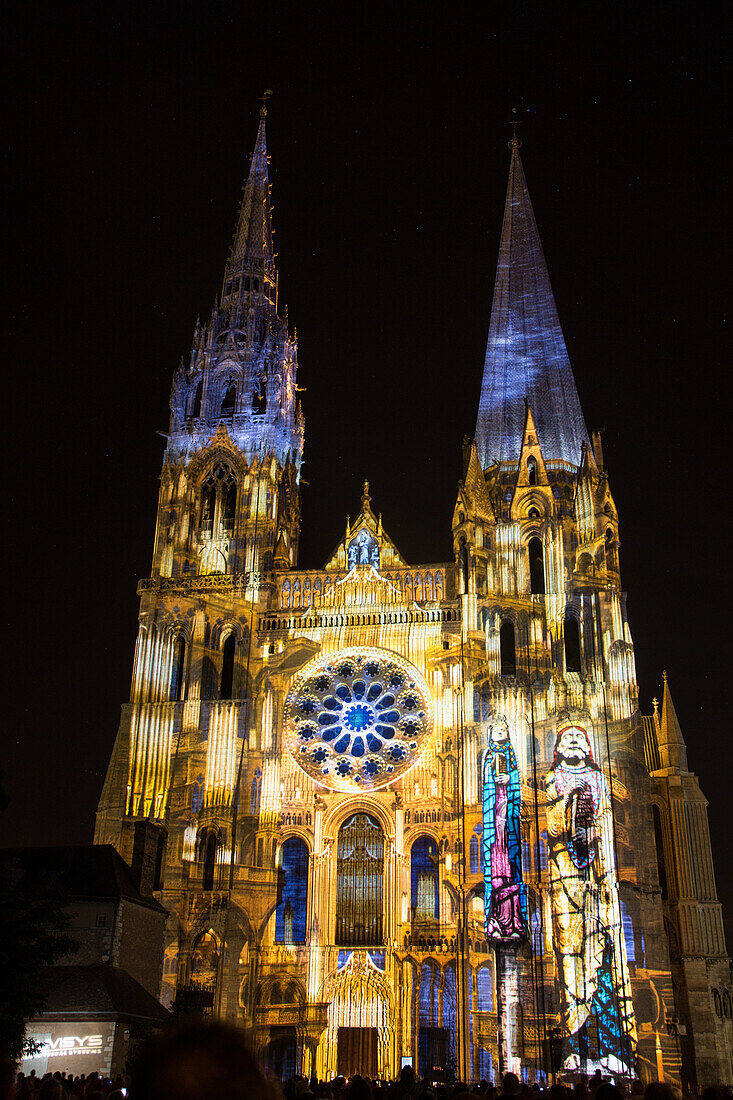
131, 1022, 277, 1100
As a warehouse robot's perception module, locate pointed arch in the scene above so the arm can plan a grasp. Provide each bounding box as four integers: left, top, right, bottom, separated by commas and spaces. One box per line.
220, 632, 236, 699
169, 634, 187, 701
192, 380, 203, 419
564, 616, 582, 673
411, 835, 439, 920
221, 383, 236, 415
528, 536, 545, 594
336, 813, 384, 946
275, 837, 309, 944
500, 620, 517, 675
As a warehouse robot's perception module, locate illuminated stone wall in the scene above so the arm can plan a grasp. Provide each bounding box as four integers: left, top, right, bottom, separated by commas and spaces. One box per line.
95, 111, 731, 1088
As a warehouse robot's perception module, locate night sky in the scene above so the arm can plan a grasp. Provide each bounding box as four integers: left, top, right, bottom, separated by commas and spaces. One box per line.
6, 5, 731, 927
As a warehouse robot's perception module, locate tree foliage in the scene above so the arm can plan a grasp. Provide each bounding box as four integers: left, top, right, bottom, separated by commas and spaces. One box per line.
0, 854, 77, 1061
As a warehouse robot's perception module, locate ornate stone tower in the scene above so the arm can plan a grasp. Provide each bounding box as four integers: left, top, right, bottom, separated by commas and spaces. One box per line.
642, 677, 732, 1085
95, 115, 728, 1088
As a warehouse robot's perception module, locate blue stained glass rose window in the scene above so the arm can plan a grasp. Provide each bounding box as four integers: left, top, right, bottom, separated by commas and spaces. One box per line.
284, 647, 433, 792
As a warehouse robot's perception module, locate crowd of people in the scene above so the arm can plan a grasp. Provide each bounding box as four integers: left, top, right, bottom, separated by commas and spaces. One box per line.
1, 1026, 730, 1100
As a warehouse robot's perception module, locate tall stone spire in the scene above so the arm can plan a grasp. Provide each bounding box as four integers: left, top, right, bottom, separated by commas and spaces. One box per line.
475, 136, 590, 469
221, 92, 276, 309
167, 96, 303, 479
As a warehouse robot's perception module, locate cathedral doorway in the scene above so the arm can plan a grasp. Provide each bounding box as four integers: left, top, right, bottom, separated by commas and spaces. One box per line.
265, 1027, 298, 1081
337, 1026, 378, 1078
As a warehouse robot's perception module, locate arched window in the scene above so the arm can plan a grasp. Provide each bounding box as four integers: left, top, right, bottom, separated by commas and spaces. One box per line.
191, 774, 204, 813
528, 537, 545, 594
190, 930, 219, 990
336, 813, 384, 945
527, 456, 538, 485
199, 828, 218, 890
201, 462, 237, 536
223, 481, 236, 530
411, 836, 439, 921
252, 378, 267, 414
470, 826, 482, 874
530, 907, 543, 954
621, 900, 636, 963
253, 277, 259, 291
220, 633, 236, 699
221, 384, 236, 415
275, 838, 309, 944
652, 804, 668, 900
192, 381, 203, 419
443, 964, 458, 1051
564, 617, 582, 673
153, 830, 167, 890
500, 620, 517, 676
250, 768, 262, 814
170, 635, 187, 701
244, 276, 250, 291
605, 527, 618, 571
539, 830, 548, 872
477, 965, 493, 1010
200, 655, 217, 701
522, 837, 531, 875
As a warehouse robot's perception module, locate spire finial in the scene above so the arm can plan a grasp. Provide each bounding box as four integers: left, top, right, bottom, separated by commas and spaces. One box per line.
507, 107, 522, 151
260, 88, 273, 118
362, 479, 371, 508
662, 669, 668, 682
652, 696, 659, 715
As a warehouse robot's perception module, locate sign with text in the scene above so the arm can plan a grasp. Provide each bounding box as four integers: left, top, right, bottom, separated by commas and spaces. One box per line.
21, 1021, 114, 1077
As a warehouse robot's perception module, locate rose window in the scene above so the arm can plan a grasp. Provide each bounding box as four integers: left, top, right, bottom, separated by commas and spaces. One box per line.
284, 648, 433, 792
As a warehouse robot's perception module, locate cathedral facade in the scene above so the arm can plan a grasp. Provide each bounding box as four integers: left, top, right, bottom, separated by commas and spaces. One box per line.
95, 106, 732, 1087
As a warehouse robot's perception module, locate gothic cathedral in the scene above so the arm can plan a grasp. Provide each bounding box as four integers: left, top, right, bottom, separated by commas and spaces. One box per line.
95, 105, 732, 1087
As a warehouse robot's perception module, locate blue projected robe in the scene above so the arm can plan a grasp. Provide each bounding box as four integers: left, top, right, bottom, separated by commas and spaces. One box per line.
482, 738, 527, 940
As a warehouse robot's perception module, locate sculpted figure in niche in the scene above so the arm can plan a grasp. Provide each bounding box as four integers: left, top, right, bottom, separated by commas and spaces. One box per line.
545, 720, 636, 1073
482, 716, 526, 941
348, 529, 379, 569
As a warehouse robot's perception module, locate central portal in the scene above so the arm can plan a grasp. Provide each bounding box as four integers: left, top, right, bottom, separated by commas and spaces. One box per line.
337, 1026, 378, 1078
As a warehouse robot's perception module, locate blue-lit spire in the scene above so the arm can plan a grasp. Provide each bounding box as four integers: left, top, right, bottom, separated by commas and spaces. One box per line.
475, 137, 590, 469
221, 92, 276, 309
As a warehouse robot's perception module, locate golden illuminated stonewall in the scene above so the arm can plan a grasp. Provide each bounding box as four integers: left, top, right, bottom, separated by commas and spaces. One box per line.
95, 108, 732, 1086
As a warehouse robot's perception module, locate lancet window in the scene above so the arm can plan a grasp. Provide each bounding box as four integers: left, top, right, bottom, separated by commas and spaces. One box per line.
470, 826, 482, 874
252, 376, 267, 414
200, 462, 238, 535
528, 537, 545, 594
192, 381, 203, 419
477, 964, 493, 1010
250, 769, 262, 814
190, 930, 219, 990
219, 633, 236, 699
197, 828, 219, 890
500, 621, 517, 676
275, 837, 309, 944
336, 813, 384, 946
169, 635, 187, 701
564, 617, 582, 673
411, 835, 439, 921
221, 384, 236, 415
191, 774, 204, 813
527, 456, 538, 485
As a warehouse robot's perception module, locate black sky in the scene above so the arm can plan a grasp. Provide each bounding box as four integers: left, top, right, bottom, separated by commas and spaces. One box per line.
5, 3, 731, 924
